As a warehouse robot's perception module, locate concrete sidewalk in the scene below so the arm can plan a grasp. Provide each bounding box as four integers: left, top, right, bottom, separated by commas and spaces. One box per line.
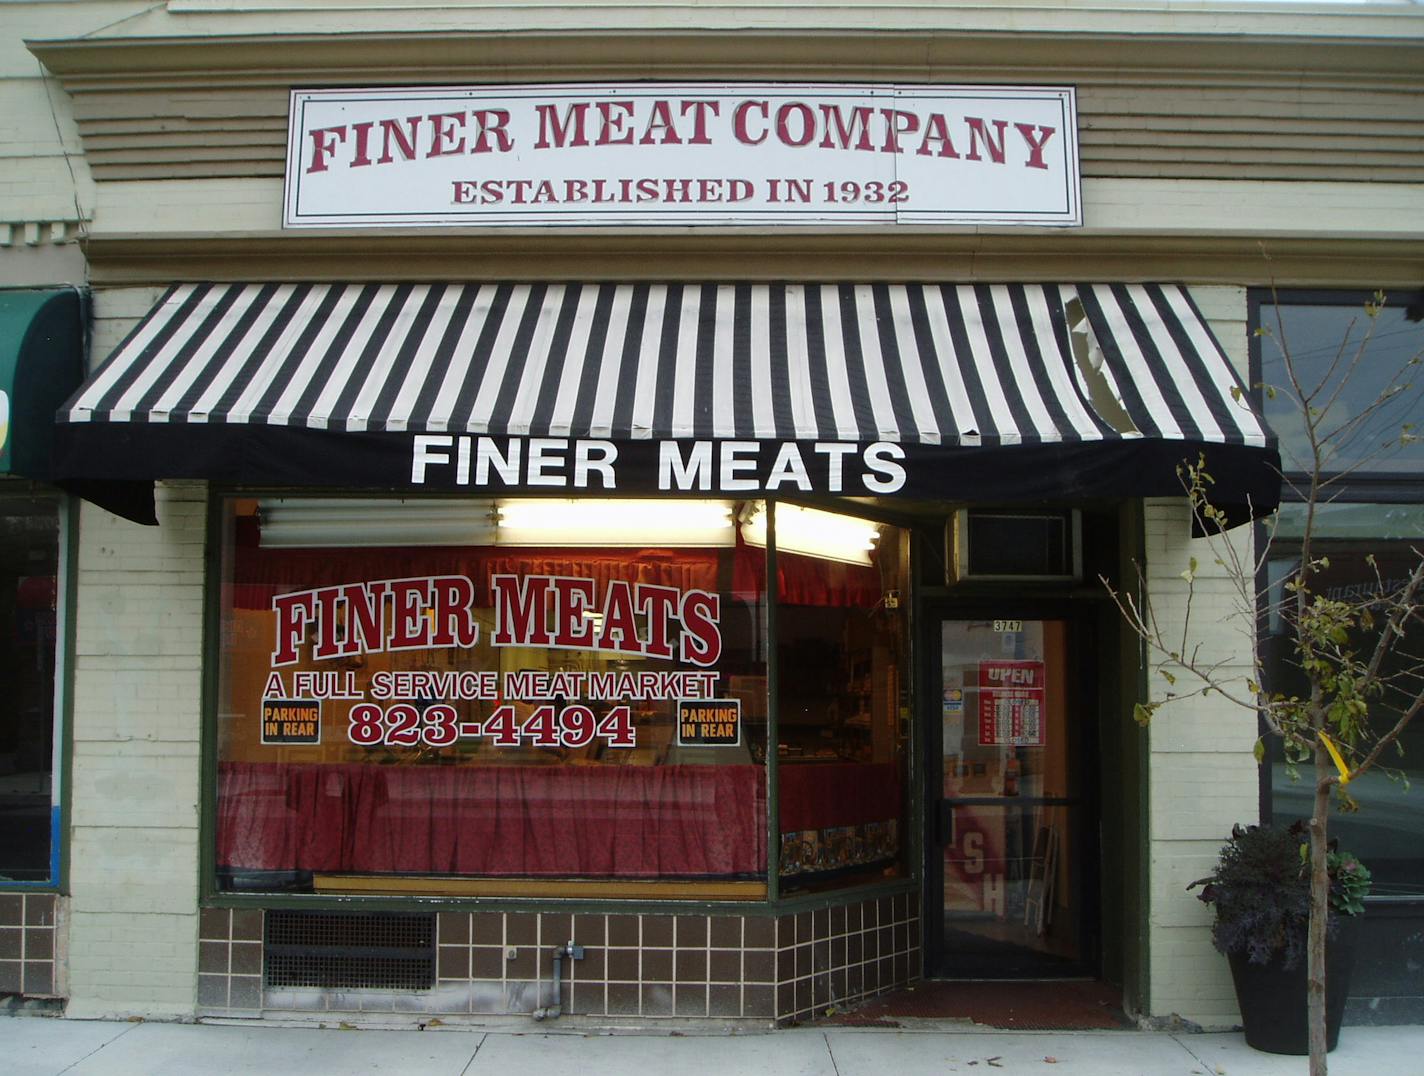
5, 1016, 1421, 1076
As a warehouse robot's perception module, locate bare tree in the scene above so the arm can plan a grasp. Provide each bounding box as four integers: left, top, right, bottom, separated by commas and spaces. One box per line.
1105, 292, 1424, 1075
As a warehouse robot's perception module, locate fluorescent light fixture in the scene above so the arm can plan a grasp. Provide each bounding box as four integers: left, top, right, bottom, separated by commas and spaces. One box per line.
258, 497, 736, 548
258, 498, 497, 548
497, 499, 735, 547
742, 503, 879, 566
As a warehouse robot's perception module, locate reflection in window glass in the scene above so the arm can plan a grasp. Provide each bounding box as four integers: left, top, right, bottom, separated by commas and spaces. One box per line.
1273, 502, 1424, 542
0, 491, 60, 882
1259, 300, 1424, 476
1263, 531, 1423, 897
215, 497, 767, 896
940, 621, 1070, 802
939, 619, 1081, 969
774, 507, 909, 892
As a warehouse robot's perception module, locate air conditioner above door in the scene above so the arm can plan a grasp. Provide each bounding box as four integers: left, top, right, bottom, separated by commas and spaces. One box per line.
947, 509, 1083, 584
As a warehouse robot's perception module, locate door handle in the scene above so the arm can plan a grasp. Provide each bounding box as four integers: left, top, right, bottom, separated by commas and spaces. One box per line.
935, 801, 954, 846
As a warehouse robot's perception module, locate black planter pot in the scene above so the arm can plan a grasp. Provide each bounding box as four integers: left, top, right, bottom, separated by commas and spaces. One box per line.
1226, 916, 1359, 1055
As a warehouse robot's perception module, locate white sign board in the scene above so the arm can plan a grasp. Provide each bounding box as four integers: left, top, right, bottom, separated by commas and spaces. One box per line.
284, 83, 1080, 229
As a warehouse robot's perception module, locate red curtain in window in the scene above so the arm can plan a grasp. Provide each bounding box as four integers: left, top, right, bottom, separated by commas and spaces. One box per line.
217, 761, 768, 878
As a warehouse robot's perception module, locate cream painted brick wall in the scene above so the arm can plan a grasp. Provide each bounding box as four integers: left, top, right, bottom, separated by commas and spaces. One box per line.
1150, 840, 1237, 928
1139, 283, 1260, 1029
0, 4, 150, 228
90, 286, 166, 371
1148, 925, 1245, 1028
1142, 496, 1254, 1027
1150, 754, 1258, 842
66, 481, 207, 1020
1189, 286, 1248, 373
66, 912, 202, 1008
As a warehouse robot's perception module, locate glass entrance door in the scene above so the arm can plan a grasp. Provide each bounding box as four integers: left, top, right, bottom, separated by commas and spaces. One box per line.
928, 616, 1093, 977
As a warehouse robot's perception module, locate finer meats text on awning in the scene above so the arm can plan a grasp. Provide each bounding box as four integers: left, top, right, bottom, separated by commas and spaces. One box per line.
408, 436, 907, 494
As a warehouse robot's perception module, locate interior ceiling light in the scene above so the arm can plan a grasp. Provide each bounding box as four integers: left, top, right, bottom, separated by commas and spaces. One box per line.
495, 499, 736, 547
742, 503, 879, 566
258, 497, 736, 548
258, 498, 499, 548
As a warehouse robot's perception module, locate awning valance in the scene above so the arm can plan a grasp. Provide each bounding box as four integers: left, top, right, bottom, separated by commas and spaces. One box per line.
55, 281, 1279, 523
1, 288, 85, 481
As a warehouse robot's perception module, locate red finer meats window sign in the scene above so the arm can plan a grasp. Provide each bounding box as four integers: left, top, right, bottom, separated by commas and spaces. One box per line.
976, 660, 1046, 747
284, 83, 1080, 228
260, 573, 722, 750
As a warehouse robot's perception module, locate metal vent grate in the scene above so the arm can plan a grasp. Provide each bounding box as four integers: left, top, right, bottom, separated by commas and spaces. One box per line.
264, 910, 435, 991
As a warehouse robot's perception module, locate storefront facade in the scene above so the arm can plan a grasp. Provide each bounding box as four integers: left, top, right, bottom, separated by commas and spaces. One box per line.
0, 284, 84, 1003
3, 0, 1422, 1030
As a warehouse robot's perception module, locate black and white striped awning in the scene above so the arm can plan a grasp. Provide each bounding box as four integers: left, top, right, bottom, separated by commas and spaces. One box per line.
56, 281, 1279, 523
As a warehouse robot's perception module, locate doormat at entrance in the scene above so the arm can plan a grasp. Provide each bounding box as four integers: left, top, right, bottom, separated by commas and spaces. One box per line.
820, 980, 1132, 1030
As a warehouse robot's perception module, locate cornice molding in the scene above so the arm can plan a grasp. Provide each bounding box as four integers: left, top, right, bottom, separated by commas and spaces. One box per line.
29, 30, 1424, 89
79, 231, 1424, 290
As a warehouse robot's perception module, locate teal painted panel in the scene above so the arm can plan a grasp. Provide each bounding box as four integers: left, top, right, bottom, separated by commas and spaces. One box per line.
0, 289, 84, 478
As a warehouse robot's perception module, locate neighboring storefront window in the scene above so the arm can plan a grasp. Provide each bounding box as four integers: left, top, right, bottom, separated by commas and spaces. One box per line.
1262, 504, 1424, 898
215, 496, 769, 896
1258, 296, 1424, 477
772, 506, 910, 891
0, 488, 61, 884
1256, 291, 1424, 900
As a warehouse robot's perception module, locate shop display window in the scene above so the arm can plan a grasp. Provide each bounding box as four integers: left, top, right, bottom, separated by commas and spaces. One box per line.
1255, 292, 1424, 900
1258, 296, 1424, 478
214, 496, 768, 897
0, 488, 61, 884
1262, 504, 1424, 897
772, 506, 910, 891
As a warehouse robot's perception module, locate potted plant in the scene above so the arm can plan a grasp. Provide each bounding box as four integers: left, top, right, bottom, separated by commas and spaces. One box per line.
1189, 822, 1371, 1055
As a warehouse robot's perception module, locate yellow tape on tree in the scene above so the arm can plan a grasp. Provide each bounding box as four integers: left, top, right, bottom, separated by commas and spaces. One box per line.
1319, 730, 1351, 786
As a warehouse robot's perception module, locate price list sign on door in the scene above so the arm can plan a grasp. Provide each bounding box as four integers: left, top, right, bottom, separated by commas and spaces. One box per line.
976, 660, 1046, 747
